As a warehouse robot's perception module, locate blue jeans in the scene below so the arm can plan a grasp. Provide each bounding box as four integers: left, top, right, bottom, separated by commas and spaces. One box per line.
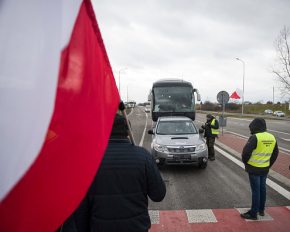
249, 173, 268, 215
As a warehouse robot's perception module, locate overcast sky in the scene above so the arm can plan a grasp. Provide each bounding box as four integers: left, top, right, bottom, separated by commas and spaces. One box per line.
91, 0, 290, 104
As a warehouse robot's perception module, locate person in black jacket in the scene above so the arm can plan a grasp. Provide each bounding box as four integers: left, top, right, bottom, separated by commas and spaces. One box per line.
69, 113, 166, 232
240, 118, 279, 220
201, 114, 219, 161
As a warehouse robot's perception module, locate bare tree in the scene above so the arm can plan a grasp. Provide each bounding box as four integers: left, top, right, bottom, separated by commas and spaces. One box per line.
269, 26, 290, 97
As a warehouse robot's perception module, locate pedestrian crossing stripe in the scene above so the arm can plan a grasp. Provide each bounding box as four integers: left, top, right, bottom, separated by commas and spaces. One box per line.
149, 208, 277, 224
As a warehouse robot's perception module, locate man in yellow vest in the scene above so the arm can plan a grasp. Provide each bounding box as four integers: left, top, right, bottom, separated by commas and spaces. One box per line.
201, 114, 219, 161
240, 118, 279, 220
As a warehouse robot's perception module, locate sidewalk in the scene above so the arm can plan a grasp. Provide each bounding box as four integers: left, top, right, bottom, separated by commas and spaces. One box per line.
149, 207, 290, 232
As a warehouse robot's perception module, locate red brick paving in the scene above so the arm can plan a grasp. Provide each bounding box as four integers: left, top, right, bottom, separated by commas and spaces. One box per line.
149, 207, 290, 232
217, 133, 290, 179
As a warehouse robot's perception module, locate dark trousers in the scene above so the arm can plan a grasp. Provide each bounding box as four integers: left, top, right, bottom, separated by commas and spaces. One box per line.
206, 137, 215, 158
249, 173, 268, 215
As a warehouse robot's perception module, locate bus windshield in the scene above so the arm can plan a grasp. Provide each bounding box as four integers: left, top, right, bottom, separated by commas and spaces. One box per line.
153, 86, 195, 113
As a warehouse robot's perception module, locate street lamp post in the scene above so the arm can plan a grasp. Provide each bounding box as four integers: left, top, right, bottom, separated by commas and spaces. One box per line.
119, 68, 128, 99
236, 58, 245, 117
127, 84, 132, 103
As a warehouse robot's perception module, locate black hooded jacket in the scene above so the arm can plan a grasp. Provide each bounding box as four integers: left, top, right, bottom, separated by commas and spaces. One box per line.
242, 118, 279, 174
202, 116, 219, 138
71, 136, 166, 232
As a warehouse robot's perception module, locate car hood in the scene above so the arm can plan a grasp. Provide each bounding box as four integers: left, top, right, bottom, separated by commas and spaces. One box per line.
155, 134, 204, 146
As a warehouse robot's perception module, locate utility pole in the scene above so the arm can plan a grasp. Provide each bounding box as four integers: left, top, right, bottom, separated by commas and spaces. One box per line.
273, 87, 274, 105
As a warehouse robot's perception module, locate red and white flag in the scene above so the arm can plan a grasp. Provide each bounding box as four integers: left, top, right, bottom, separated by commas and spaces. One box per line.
0, 0, 119, 231
230, 88, 244, 99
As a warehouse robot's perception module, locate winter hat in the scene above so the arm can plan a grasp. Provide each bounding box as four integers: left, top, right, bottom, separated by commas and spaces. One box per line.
110, 114, 129, 137
206, 114, 213, 119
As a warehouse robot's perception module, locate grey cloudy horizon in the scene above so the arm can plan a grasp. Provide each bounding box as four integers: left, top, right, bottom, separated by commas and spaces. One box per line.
92, 0, 290, 104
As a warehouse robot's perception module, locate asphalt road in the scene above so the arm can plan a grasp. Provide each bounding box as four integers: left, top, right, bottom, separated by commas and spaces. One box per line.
127, 107, 290, 211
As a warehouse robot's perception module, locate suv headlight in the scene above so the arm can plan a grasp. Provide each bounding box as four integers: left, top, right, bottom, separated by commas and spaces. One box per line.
196, 143, 206, 151
154, 143, 168, 152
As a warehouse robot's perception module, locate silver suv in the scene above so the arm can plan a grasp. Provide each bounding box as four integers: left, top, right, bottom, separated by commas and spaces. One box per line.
148, 116, 208, 168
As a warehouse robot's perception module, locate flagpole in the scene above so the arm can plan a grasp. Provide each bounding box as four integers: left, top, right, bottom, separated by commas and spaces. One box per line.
236, 58, 245, 118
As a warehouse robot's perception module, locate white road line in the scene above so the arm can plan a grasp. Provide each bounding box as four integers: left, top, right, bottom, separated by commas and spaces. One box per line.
225, 130, 249, 140
229, 118, 252, 122
226, 130, 290, 154
139, 109, 148, 147
127, 107, 134, 117
268, 129, 290, 136
215, 146, 290, 201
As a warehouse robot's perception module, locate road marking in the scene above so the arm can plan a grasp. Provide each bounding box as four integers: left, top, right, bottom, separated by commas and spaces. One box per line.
228, 118, 252, 122
149, 210, 159, 224
225, 130, 249, 140
281, 138, 290, 141
186, 209, 217, 223
268, 129, 290, 136
226, 130, 290, 154
215, 146, 290, 201
236, 208, 273, 221
127, 107, 134, 117
139, 109, 148, 147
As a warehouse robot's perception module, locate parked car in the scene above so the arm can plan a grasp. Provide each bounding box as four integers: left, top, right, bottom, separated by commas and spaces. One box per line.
145, 105, 151, 113
148, 116, 208, 168
274, 111, 285, 117
264, 109, 273, 114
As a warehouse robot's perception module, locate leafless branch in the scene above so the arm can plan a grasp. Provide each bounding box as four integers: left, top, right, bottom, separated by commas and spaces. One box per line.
270, 26, 290, 98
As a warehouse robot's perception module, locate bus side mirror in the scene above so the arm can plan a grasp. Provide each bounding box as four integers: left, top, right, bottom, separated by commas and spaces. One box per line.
193, 88, 201, 101
148, 94, 151, 101
148, 89, 152, 101
197, 93, 201, 101
148, 129, 154, 135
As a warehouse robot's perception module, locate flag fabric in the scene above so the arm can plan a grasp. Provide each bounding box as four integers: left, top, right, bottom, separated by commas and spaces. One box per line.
230, 88, 244, 99
0, 0, 120, 231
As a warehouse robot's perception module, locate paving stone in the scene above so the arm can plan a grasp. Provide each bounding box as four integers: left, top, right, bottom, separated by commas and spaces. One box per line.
237, 208, 274, 222
149, 210, 159, 224
186, 209, 217, 223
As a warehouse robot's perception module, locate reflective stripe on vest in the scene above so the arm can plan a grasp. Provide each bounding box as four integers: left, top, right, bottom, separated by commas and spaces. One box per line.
204, 119, 219, 135
247, 132, 276, 168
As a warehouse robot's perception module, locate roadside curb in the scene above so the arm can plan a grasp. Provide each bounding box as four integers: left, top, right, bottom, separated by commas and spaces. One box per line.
215, 139, 290, 189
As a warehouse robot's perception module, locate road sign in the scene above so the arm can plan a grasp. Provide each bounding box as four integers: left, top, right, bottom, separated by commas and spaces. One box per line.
217, 91, 229, 136
217, 91, 229, 105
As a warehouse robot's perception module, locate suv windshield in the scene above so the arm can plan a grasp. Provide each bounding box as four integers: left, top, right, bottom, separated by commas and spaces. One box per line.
157, 121, 197, 135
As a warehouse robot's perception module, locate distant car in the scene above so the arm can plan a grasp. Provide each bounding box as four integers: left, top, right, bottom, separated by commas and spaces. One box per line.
274, 111, 285, 117
264, 109, 273, 114
148, 116, 208, 168
145, 105, 151, 113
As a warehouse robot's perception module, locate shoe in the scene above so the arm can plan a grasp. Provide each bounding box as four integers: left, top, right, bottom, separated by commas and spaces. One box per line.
258, 211, 265, 216
240, 210, 257, 220
209, 157, 215, 161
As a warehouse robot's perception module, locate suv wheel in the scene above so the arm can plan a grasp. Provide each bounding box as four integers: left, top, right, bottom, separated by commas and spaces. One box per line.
198, 161, 207, 169
156, 158, 165, 168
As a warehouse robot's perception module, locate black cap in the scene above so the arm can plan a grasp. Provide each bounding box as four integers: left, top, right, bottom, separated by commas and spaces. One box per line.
206, 114, 212, 119
110, 114, 129, 137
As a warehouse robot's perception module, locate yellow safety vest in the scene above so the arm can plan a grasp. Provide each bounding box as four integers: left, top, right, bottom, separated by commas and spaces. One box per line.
204, 119, 219, 135
247, 132, 276, 168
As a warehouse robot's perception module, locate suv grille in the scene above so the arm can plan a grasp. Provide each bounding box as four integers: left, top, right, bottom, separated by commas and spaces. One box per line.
167, 147, 195, 153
